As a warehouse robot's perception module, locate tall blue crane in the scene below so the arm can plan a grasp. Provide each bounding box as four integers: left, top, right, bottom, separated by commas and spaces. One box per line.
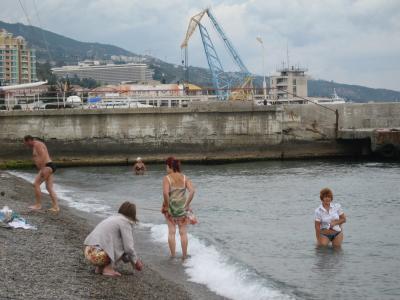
181, 8, 251, 99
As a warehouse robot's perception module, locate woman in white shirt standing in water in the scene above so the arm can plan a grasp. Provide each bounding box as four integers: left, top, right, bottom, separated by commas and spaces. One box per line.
314, 188, 347, 248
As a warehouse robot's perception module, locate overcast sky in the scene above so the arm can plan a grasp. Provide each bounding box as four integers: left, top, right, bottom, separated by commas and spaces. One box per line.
1, 0, 399, 90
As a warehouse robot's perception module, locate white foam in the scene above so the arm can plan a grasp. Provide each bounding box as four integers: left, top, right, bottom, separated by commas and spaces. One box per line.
149, 224, 293, 300
7, 171, 112, 215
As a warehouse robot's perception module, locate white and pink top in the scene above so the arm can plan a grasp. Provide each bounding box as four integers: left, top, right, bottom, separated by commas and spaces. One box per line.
314, 203, 344, 232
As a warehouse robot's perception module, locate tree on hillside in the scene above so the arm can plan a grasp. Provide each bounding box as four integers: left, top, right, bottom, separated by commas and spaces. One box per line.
36, 61, 57, 85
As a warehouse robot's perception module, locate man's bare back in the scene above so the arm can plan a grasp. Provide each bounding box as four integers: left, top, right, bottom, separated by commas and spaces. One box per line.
23, 135, 59, 212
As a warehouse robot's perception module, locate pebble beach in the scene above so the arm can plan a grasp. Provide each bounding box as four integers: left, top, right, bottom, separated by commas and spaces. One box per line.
0, 171, 193, 300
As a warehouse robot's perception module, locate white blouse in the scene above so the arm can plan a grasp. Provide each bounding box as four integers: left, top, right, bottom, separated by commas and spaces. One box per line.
314, 203, 344, 232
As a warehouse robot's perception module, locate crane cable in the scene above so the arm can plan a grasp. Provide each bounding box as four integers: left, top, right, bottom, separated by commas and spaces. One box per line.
18, 0, 53, 63
33, 0, 53, 63
17, 0, 33, 26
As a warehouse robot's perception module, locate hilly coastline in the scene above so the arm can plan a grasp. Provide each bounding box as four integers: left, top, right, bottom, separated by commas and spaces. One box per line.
1, 20, 399, 102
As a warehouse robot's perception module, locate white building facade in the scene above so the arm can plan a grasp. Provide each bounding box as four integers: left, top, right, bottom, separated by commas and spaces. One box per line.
269, 66, 308, 100
51, 63, 154, 85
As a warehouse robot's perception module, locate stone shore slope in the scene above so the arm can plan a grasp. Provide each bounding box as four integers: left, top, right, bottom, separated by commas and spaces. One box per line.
0, 172, 190, 300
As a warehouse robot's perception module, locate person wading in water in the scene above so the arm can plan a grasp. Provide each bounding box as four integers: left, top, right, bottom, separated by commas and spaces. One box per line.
161, 157, 195, 260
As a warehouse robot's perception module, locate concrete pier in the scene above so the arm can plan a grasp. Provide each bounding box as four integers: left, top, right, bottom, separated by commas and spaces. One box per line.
0, 102, 399, 167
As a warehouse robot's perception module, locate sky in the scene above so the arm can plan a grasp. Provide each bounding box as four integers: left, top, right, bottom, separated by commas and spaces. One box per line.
1, 0, 399, 90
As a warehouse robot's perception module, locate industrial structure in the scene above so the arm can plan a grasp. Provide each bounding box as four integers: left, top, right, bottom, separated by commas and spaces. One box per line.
269, 66, 308, 101
181, 8, 252, 99
51, 62, 155, 85
0, 29, 37, 86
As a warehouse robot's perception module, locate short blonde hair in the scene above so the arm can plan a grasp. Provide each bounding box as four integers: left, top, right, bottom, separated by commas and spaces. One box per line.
320, 188, 333, 201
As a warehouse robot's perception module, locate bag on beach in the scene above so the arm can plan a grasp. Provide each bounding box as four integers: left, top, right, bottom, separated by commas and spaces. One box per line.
0, 206, 13, 223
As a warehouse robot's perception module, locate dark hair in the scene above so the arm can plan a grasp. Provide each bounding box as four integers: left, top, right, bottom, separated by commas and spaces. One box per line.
24, 135, 34, 142
118, 201, 138, 223
320, 188, 333, 201
166, 156, 181, 172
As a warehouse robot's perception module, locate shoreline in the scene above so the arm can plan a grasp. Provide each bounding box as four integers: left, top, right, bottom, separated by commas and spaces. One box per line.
0, 171, 224, 300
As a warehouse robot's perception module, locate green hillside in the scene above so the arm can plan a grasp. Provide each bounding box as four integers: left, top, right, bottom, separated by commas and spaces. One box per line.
308, 80, 400, 102
1, 20, 399, 102
0, 21, 134, 66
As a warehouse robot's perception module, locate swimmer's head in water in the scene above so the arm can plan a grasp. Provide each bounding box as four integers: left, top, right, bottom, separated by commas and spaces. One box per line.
320, 188, 333, 201
118, 201, 138, 223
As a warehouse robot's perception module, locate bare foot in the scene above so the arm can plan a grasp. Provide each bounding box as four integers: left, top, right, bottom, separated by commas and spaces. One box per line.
182, 255, 191, 262
47, 207, 60, 213
102, 270, 121, 277
29, 204, 42, 211
102, 264, 121, 277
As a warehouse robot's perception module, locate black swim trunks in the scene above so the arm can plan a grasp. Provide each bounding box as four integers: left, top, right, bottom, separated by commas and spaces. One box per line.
45, 162, 57, 173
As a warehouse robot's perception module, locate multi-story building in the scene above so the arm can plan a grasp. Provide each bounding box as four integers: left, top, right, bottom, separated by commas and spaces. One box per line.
51, 62, 155, 85
269, 66, 308, 100
0, 29, 37, 86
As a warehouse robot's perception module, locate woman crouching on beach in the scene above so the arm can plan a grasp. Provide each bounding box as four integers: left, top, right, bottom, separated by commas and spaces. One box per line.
162, 157, 195, 260
84, 201, 143, 276
314, 188, 346, 248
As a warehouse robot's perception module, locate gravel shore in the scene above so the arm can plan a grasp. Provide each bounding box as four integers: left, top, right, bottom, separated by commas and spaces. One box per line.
0, 171, 192, 300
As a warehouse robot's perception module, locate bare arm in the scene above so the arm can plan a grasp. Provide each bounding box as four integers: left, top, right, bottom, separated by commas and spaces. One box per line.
330, 213, 346, 228
315, 221, 321, 242
184, 179, 195, 210
162, 177, 169, 213
120, 223, 138, 263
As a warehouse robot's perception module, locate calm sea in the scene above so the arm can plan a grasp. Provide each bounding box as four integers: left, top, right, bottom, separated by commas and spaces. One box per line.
11, 160, 400, 300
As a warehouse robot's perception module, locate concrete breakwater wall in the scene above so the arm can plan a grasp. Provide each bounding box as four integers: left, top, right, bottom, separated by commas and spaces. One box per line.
1, 102, 399, 166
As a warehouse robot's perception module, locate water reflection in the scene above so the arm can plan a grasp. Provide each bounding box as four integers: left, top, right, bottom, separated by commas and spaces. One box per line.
312, 246, 344, 277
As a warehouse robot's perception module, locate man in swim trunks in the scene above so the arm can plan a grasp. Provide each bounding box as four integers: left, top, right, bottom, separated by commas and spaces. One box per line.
23, 135, 59, 212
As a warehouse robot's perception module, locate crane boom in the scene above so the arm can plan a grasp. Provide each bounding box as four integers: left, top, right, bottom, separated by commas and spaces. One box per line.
180, 8, 251, 100
206, 9, 250, 75
181, 9, 207, 49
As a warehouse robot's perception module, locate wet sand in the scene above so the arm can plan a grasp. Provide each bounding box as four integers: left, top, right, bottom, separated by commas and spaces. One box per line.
0, 171, 218, 300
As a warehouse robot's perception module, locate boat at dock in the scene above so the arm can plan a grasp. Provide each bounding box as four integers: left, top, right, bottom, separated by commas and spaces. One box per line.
310, 89, 346, 104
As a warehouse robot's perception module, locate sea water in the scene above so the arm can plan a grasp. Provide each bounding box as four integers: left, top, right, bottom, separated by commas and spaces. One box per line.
10, 160, 400, 300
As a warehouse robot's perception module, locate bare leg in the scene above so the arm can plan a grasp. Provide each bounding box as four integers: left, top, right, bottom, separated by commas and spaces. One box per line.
332, 232, 343, 248
30, 172, 44, 210
166, 219, 177, 258
318, 235, 330, 247
45, 172, 59, 212
178, 223, 188, 259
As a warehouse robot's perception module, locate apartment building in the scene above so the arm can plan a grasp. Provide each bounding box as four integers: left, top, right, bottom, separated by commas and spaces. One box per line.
0, 29, 37, 85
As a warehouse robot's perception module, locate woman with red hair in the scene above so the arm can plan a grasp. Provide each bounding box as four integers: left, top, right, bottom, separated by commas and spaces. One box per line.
314, 188, 347, 248
161, 157, 195, 260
